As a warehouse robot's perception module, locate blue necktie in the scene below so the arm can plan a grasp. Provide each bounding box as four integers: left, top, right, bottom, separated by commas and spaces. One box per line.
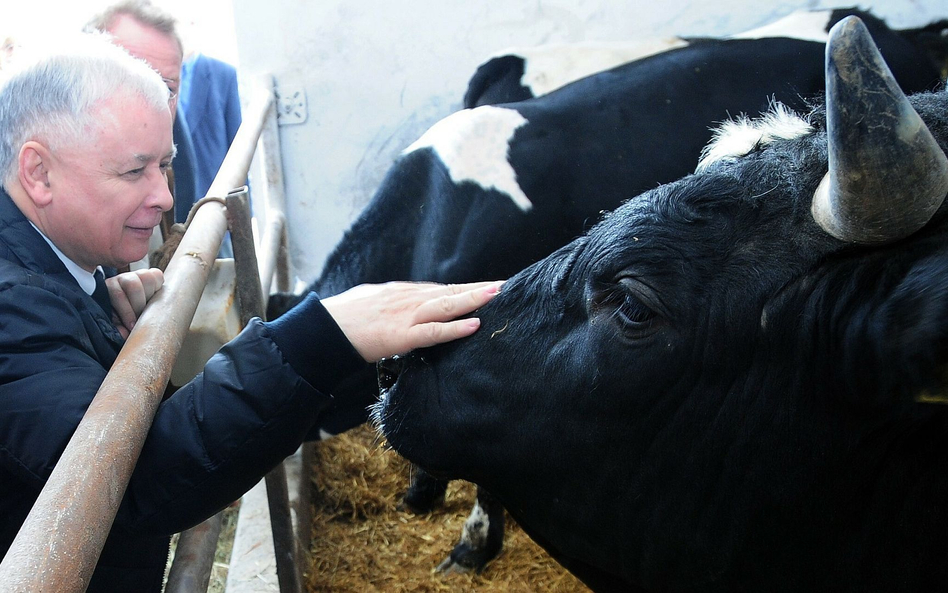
92, 269, 112, 318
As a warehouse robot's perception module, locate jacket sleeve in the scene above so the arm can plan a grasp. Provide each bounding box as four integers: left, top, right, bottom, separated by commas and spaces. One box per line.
121, 295, 367, 534
0, 281, 366, 535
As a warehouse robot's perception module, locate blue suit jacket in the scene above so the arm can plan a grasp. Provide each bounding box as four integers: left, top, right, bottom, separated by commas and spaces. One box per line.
172, 107, 199, 223
181, 53, 243, 199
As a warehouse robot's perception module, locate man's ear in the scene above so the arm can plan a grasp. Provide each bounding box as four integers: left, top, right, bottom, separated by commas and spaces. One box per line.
17, 141, 53, 207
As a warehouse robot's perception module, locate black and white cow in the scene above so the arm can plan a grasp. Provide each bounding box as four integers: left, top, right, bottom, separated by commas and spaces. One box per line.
463, 8, 948, 108
376, 16, 948, 592
277, 7, 948, 574
463, 36, 687, 108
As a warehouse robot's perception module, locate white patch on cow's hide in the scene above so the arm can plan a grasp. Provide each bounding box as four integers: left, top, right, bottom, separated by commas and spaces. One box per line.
728, 10, 832, 43
460, 500, 490, 547
696, 102, 813, 171
404, 106, 532, 212
508, 38, 689, 98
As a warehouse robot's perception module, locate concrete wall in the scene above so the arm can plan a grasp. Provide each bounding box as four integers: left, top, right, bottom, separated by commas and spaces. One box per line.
229, 0, 947, 284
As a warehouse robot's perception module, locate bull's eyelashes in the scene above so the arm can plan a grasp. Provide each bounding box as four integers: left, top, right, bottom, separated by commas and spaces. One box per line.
615, 293, 656, 330
589, 277, 661, 339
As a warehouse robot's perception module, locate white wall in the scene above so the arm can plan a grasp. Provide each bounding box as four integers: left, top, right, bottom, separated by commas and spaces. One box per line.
4, 1, 238, 63
230, 0, 946, 284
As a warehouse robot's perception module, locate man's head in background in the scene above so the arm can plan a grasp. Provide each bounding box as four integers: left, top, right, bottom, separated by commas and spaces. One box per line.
85, 1, 183, 118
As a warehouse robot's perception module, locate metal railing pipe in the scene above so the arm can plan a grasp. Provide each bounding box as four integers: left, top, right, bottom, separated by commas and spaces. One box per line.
207, 86, 274, 201
0, 90, 275, 593
257, 211, 287, 301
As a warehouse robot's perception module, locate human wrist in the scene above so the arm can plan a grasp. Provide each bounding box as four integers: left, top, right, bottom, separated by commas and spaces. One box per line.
264, 292, 368, 392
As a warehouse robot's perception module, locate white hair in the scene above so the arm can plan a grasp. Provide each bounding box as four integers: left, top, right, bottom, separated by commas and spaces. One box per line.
696, 101, 813, 172
0, 31, 170, 188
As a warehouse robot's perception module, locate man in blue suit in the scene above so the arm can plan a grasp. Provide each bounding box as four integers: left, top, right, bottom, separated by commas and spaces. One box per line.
180, 52, 243, 204
171, 106, 199, 223
180, 51, 243, 256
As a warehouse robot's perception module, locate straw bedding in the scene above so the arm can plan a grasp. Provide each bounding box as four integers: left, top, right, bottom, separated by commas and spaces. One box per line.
306, 424, 589, 592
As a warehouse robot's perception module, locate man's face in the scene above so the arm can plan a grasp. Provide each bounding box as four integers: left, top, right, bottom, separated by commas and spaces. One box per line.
106, 14, 182, 115
42, 94, 174, 271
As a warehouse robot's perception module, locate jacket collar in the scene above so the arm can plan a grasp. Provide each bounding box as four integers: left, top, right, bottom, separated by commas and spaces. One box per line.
0, 186, 123, 345
0, 186, 85, 295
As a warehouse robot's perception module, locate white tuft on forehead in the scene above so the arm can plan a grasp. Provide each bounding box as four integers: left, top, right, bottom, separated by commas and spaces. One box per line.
696, 102, 812, 171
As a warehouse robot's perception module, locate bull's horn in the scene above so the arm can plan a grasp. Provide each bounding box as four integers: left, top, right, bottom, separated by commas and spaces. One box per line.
811, 16, 948, 244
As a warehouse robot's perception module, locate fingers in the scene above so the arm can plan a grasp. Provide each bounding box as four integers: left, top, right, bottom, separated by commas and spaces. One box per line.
440, 280, 503, 295
412, 281, 503, 324
116, 276, 148, 313
106, 277, 139, 333
134, 268, 164, 298
112, 314, 132, 340
407, 317, 482, 351
105, 269, 164, 334
321, 279, 505, 362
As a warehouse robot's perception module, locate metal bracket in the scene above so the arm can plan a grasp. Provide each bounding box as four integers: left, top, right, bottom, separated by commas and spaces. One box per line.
275, 85, 307, 126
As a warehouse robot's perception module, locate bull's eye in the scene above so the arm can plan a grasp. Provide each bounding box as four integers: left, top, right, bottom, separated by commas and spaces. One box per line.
591, 277, 660, 337
616, 292, 655, 326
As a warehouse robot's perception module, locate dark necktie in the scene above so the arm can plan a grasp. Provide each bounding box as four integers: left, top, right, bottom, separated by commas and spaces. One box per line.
92, 269, 112, 318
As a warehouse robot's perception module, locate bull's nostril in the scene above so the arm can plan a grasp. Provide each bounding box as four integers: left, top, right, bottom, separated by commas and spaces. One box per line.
377, 355, 406, 392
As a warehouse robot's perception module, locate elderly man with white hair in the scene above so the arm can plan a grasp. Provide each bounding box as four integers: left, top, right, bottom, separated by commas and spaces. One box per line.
0, 33, 500, 591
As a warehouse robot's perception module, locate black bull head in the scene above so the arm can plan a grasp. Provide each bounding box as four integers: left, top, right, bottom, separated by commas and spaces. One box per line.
376, 17, 948, 593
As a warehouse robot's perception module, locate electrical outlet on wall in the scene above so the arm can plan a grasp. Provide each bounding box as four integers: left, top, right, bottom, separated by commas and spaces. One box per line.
275, 85, 307, 125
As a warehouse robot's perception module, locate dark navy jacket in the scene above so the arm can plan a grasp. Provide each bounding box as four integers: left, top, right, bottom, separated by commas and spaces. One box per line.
0, 188, 364, 590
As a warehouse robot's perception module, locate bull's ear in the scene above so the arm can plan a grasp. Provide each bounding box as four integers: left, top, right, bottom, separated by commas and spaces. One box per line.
811, 16, 948, 244
862, 257, 948, 406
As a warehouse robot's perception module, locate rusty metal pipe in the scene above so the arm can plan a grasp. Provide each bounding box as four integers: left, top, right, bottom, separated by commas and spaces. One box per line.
207, 86, 274, 200
228, 191, 265, 326
164, 513, 225, 593
0, 91, 275, 592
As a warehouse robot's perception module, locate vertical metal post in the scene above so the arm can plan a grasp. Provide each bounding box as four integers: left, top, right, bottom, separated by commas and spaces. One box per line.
227, 189, 303, 593
164, 513, 225, 593
276, 227, 291, 293
257, 212, 287, 302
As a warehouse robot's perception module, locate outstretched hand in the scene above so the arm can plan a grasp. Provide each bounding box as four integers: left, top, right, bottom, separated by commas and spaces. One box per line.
106, 268, 164, 339
321, 280, 503, 362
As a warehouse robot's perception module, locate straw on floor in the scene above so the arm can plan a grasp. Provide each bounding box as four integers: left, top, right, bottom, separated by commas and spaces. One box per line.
306, 424, 588, 592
